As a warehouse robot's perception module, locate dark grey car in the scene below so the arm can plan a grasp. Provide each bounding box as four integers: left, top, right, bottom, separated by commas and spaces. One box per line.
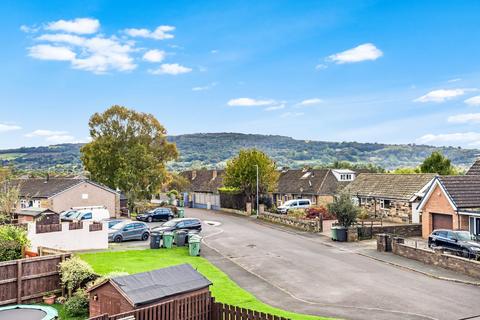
108, 221, 150, 243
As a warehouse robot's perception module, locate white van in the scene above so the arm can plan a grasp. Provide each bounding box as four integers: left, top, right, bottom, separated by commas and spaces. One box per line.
277, 199, 312, 214
61, 206, 110, 222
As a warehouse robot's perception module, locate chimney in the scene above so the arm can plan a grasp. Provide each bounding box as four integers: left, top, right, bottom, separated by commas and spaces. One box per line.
192, 170, 197, 180
212, 170, 217, 180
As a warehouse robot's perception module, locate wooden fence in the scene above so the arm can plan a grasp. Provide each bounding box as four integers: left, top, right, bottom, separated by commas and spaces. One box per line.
0, 253, 70, 305
36, 223, 62, 234
69, 221, 83, 230
90, 295, 289, 320
89, 222, 103, 232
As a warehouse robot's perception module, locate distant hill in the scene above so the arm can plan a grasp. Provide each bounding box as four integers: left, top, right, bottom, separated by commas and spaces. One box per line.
0, 133, 477, 172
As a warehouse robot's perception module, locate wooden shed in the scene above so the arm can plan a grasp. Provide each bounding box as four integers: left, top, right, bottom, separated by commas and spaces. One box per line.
16, 207, 59, 224
87, 264, 212, 318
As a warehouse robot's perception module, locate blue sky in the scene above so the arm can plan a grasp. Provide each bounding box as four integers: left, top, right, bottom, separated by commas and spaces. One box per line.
1, 0, 480, 149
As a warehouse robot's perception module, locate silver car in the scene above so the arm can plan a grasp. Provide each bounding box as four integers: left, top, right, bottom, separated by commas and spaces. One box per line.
108, 221, 150, 243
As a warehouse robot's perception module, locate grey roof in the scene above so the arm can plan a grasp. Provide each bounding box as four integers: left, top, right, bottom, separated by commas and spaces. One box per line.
12, 178, 117, 198
16, 207, 57, 217
111, 264, 211, 306
275, 169, 348, 195
438, 175, 480, 209
466, 159, 480, 176
345, 173, 436, 201
180, 170, 224, 193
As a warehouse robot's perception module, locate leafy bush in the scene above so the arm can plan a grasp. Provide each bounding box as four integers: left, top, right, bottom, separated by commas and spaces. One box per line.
327, 192, 359, 228
60, 257, 96, 294
89, 271, 129, 287
357, 208, 370, 220
305, 206, 335, 220
287, 209, 306, 219
167, 189, 179, 199
65, 289, 89, 317
0, 225, 29, 261
259, 195, 273, 209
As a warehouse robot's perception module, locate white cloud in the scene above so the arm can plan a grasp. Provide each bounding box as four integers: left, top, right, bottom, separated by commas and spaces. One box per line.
45, 135, 76, 144
448, 78, 462, 83
20, 25, 39, 33
315, 64, 327, 70
447, 113, 480, 124
211, 49, 219, 54
192, 82, 217, 91
416, 132, 480, 145
327, 43, 383, 64
465, 95, 480, 106
265, 104, 285, 111
124, 25, 175, 40
148, 63, 192, 75
280, 112, 304, 118
28, 45, 76, 61
414, 89, 469, 103
227, 98, 277, 107
297, 98, 323, 106
142, 49, 166, 62
25, 129, 68, 137
33, 34, 136, 73
0, 124, 21, 133
46, 18, 100, 34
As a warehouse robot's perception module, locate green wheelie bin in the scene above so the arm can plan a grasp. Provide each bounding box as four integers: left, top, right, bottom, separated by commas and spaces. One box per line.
177, 208, 185, 218
162, 231, 174, 248
189, 234, 202, 256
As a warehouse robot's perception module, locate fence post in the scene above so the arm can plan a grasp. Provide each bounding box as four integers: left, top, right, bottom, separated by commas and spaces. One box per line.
17, 259, 22, 304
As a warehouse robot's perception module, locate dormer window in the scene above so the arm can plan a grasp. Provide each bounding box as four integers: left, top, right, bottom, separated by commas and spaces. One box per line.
340, 174, 353, 181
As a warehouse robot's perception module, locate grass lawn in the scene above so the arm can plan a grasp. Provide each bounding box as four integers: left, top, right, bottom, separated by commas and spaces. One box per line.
43, 304, 85, 320
79, 248, 331, 320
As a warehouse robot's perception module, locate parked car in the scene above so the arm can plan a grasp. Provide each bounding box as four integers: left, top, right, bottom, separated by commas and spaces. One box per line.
428, 229, 480, 258
277, 199, 312, 214
151, 218, 202, 233
108, 221, 150, 243
136, 208, 174, 222
61, 206, 110, 222
102, 219, 124, 229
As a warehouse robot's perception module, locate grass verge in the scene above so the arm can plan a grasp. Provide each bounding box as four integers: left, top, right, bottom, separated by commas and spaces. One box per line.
79, 247, 331, 320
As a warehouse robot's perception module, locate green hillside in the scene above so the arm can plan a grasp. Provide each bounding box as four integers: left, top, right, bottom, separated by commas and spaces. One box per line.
0, 133, 477, 172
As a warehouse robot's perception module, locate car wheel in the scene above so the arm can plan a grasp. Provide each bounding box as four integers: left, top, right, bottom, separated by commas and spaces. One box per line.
147, 217, 153, 223
142, 232, 149, 241
462, 249, 470, 259
114, 235, 123, 243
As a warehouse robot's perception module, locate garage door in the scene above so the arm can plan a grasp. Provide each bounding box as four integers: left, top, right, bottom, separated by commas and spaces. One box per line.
432, 213, 453, 230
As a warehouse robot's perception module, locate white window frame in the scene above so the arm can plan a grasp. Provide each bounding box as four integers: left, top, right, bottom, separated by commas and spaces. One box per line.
380, 199, 385, 209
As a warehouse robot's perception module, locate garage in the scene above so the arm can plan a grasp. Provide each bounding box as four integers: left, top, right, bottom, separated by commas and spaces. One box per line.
432, 213, 453, 230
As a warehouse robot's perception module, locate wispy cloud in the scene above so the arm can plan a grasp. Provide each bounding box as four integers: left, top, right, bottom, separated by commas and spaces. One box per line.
297, 98, 323, 107
227, 98, 276, 107
414, 88, 470, 103
265, 104, 285, 111
192, 82, 218, 91
46, 18, 100, 34
315, 64, 327, 70
149, 63, 192, 75
142, 49, 166, 63
416, 132, 480, 146
124, 26, 175, 40
448, 113, 480, 124
25, 129, 68, 137
327, 43, 383, 64
0, 124, 21, 133
280, 112, 304, 118
465, 95, 480, 106
448, 78, 462, 83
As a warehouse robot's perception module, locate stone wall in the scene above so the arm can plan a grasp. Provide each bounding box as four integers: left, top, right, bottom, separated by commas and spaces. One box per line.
360, 223, 422, 239
359, 198, 412, 223
259, 212, 322, 233
390, 237, 480, 279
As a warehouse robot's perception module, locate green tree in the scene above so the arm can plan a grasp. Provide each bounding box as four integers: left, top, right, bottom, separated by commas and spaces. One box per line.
80, 106, 178, 210
420, 151, 455, 175
0, 168, 20, 223
327, 191, 359, 228
223, 149, 279, 203
390, 167, 420, 174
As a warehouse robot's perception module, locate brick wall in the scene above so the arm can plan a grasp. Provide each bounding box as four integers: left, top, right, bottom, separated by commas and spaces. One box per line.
391, 237, 480, 279
421, 184, 457, 238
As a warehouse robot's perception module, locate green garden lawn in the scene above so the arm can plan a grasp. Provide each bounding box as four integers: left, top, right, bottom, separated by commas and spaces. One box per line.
79, 248, 331, 320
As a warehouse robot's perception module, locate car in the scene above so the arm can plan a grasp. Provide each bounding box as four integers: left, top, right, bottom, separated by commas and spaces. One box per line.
277, 199, 312, 214
428, 229, 480, 258
61, 206, 110, 222
136, 207, 174, 223
108, 221, 150, 243
102, 219, 124, 229
151, 218, 202, 234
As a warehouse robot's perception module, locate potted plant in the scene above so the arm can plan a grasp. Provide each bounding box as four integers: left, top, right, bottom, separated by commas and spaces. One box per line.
327, 191, 359, 242
43, 291, 56, 305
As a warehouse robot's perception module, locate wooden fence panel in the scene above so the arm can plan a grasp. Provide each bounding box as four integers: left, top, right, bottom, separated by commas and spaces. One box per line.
0, 253, 70, 305
36, 224, 62, 233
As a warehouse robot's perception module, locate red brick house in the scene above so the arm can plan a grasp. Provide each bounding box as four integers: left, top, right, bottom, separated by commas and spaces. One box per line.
418, 175, 480, 238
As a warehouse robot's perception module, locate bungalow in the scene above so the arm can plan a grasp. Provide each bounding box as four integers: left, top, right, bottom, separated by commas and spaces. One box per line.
273, 168, 355, 207
180, 170, 223, 210
87, 264, 212, 317
345, 173, 436, 223
13, 177, 120, 217
418, 175, 480, 238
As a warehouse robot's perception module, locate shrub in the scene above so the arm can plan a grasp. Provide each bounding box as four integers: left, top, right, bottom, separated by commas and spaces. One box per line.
0, 225, 29, 261
60, 257, 95, 294
89, 271, 129, 287
167, 189, 179, 199
64, 289, 89, 317
327, 192, 359, 228
287, 209, 306, 219
357, 208, 370, 220
305, 206, 335, 220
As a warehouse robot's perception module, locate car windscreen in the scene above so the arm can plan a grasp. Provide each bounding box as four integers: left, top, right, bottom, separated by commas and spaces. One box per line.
456, 231, 472, 241
162, 220, 178, 227
283, 200, 296, 206
63, 210, 78, 218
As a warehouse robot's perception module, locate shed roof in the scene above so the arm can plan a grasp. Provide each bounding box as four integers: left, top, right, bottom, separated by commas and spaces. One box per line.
275, 169, 348, 195
344, 173, 436, 201
107, 264, 211, 307
16, 207, 57, 217
438, 175, 480, 209
12, 178, 117, 199
180, 170, 224, 193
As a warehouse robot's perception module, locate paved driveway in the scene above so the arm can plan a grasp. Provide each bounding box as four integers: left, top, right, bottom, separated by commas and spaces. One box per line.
184, 208, 480, 320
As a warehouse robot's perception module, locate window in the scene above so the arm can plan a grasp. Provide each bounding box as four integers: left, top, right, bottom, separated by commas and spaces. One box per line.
299, 200, 310, 206
437, 230, 447, 238
379, 199, 390, 209
82, 193, 89, 199
446, 231, 457, 240
123, 224, 134, 231
360, 197, 367, 205
81, 212, 92, 220
134, 223, 144, 229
